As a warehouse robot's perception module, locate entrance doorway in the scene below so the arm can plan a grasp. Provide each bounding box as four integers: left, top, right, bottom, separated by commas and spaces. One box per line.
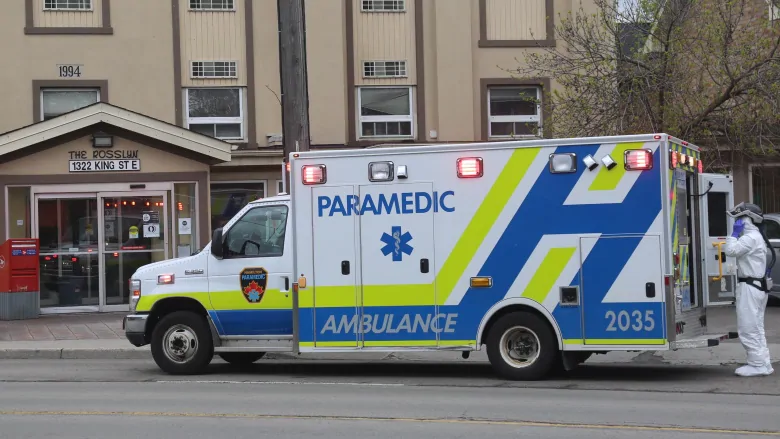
34, 191, 169, 313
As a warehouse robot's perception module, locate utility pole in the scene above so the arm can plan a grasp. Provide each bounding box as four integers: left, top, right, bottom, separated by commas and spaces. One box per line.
277, 0, 311, 192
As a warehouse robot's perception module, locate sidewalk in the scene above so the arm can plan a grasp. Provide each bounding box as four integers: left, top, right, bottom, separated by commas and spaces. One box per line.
1, 306, 779, 365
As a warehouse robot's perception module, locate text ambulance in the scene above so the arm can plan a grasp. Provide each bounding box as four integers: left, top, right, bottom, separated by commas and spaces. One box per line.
124, 134, 739, 380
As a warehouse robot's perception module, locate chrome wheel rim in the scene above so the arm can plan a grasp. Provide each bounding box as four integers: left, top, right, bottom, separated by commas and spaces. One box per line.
162, 324, 198, 364
499, 326, 540, 368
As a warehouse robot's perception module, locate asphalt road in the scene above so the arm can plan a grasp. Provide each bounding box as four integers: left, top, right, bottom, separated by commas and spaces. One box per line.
0, 359, 779, 438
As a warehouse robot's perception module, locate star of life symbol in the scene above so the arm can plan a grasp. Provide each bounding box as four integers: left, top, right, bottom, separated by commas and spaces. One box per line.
380, 226, 413, 262
243, 281, 263, 303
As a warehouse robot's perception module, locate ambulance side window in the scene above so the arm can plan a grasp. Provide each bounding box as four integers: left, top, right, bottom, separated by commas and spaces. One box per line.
706, 192, 728, 236
223, 205, 288, 258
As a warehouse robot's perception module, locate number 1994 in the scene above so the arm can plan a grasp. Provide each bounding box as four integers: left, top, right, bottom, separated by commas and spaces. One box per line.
58, 65, 82, 78
606, 310, 655, 332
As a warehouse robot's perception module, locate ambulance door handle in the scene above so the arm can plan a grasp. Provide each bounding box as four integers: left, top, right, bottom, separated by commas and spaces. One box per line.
341, 261, 350, 275
420, 258, 429, 274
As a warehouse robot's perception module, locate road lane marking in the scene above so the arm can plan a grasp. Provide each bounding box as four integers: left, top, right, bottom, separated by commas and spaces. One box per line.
154, 380, 405, 386
0, 410, 778, 436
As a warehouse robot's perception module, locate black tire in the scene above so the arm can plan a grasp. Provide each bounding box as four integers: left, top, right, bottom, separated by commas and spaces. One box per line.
150, 311, 214, 375
218, 352, 266, 365
486, 311, 558, 381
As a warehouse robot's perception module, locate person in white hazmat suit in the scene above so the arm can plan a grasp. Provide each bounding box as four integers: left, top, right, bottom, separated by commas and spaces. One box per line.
725, 202, 775, 377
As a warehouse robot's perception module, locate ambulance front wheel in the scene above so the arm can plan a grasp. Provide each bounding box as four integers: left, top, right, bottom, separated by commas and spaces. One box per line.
150, 311, 214, 375
486, 311, 557, 381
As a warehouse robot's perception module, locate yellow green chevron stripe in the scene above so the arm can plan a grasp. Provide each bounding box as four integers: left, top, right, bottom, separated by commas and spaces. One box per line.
521, 247, 577, 303
435, 147, 540, 305
589, 142, 646, 191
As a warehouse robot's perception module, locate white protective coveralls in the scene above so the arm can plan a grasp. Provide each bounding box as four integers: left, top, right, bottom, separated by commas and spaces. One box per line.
724, 217, 774, 377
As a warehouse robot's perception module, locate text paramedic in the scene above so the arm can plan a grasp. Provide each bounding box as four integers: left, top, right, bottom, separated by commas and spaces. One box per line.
317, 191, 455, 217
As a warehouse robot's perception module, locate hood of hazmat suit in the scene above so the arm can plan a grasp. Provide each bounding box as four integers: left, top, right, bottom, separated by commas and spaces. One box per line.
724, 203, 774, 377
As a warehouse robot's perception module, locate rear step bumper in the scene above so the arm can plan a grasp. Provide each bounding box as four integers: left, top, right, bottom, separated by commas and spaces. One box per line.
669, 332, 738, 349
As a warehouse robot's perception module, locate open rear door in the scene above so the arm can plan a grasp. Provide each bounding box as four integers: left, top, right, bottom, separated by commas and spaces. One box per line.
699, 173, 736, 306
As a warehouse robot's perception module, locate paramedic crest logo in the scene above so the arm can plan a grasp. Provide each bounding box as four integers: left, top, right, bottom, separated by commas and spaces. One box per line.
240, 267, 268, 303
380, 226, 413, 262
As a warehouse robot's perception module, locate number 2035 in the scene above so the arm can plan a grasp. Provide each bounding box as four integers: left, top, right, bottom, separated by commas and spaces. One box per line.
605, 310, 655, 332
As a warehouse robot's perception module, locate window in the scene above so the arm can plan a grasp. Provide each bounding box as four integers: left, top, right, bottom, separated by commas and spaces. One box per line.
210, 181, 266, 234
277, 180, 285, 195
223, 205, 288, 258
706, 192, 728, 237
487, 86, 542, 138
765, 219, 780, 240
189, 0, 234, 10
41, 88, 99, 121
44, 0, 91, 10
191, 61, 238, 79
185, 88, 244, 140
363, 61, 407, 78
358, 87, 414, 139
361, 0, 405, 12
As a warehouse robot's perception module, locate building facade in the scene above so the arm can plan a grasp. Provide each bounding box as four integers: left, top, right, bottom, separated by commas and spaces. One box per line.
0, 0, 590, 313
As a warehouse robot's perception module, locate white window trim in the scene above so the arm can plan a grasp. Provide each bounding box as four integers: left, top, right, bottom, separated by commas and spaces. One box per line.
362, 60, 408, 79
357, 86, 415, 140
184, 87, 245, 141
40, 87, 100, 121
276, 180, 285, 195
361, 0, 406, 12
188, 0, 236, 11
190, 60, 239, 79
487, 86, 542, 139
43, 0, 93, 11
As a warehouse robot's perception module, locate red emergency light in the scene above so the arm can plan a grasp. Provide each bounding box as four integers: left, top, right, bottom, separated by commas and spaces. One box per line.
697, 158, 703, 173
457, 157, 483, 178
302, 165, 326, 185
624, 149, 653, 171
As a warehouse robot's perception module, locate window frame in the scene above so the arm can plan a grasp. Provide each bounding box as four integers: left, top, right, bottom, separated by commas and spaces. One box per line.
276, 180, 285, 195
361, 0, 406, 12
43, 0, 93, 11
362, 60, 408, 79
40, 87, 100, 121
222, 204, 289, 259
357, 86, 415, 140
487, 85, 543, 139
190, 61, 239, 79
189, 0, 236, 11
184, 87, 245, 141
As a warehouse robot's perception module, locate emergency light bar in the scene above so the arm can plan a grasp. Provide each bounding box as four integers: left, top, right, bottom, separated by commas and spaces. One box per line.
302, 165, 326, 185
457, 157, 483, 178
624, 149, 653, 171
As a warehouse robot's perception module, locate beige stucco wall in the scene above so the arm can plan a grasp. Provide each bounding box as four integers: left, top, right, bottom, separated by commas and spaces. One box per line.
252, 0, 283, 146
0, 136, 209, 175
306, 0, 349, 145
32, 0, 104, 28
0, 0, 175, 134
179, 0, 248, 87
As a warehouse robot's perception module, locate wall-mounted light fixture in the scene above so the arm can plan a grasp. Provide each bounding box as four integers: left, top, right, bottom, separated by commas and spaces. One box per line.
92, 131, 113, 148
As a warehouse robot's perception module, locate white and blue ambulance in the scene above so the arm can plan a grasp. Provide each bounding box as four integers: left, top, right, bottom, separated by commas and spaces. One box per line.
124, 134, 739, 380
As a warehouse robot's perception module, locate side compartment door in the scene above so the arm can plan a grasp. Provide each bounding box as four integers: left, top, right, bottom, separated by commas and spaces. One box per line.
311, 186, 359, 348
698, 173, 736, 305
582, 235, 666, 346
207, 203, 293, 336
358, 183, 437, 348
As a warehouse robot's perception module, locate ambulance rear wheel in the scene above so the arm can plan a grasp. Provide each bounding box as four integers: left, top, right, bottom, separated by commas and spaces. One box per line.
218, 352, 266, 365
486, 311, 557, 381
150, 311, 214, 375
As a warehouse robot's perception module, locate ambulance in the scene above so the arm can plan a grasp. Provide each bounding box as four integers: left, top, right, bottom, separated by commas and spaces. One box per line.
123, 133, 740, 380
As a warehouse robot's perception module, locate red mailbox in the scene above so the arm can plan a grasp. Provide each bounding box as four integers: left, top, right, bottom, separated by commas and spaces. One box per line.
0, 238, 40, 320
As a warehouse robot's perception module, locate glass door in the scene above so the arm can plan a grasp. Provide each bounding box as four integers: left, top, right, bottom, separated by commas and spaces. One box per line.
34, 194, 101, 313
99, 192, 169, 311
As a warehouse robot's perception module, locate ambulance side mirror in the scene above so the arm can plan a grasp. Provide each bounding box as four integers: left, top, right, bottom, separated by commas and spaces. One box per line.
211, 228, 225, 259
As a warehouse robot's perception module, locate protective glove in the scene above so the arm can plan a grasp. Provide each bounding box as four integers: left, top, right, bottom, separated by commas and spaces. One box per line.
732, 218, 745, 238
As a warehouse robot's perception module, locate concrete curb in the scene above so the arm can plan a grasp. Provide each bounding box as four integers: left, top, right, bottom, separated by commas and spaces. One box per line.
0, 347, 151, 360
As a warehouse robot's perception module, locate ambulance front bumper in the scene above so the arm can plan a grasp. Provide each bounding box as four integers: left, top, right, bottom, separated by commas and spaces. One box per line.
123, 314, 149, 347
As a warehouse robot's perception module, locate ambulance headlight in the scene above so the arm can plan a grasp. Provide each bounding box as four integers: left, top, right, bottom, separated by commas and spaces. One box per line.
369, 161, 394, 182
549, 153, 577, 174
